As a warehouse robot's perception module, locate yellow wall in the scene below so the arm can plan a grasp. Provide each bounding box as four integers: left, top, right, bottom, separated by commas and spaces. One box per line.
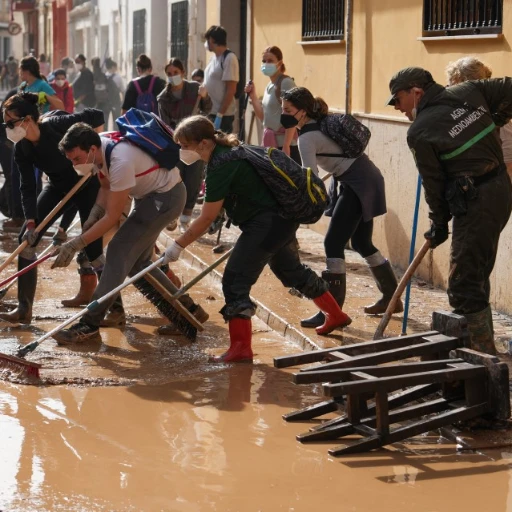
251, 0, 346, 110
251, 0, 512, 115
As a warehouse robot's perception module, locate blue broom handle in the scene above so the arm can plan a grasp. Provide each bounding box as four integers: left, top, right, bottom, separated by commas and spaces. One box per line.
401, 174, 422, 335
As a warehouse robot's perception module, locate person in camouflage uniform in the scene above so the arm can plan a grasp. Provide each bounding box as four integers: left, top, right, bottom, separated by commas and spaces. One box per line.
388, 67, 512, 354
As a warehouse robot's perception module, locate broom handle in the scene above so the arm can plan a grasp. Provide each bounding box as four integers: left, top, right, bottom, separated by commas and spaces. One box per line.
373, 240, 431, 340
0, 217, 81, 294
172, 248, 233, 300
19, 256, 165, 352
0, 253, 53, 289
0, 172, 92, 275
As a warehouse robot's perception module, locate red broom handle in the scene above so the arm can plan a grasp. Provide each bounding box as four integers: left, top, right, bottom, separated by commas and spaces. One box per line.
0, 253, 53, 289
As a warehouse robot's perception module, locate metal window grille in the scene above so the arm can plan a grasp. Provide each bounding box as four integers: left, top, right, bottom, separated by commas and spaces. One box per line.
170, 1, 189, 63
302, 0, 345, 42
423, 0, 503, 37
132, 9, 146, 75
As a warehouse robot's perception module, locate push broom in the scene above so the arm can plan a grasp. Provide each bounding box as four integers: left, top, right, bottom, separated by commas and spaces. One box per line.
0, 172, 92, 276
0, 218, 81, 300
0, 256, 204, 379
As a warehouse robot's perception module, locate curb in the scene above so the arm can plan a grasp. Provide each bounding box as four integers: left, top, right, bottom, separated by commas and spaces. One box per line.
157, 231, 321, 352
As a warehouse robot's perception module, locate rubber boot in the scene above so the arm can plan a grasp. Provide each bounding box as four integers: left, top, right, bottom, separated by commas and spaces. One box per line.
464, 305, 496, 355
0, 256, 36, 324
363, 261, 404, 315
61, 270, 97, 307
301, 272, 346, 328
313, 291, 352, 335
208, 317, 253, 363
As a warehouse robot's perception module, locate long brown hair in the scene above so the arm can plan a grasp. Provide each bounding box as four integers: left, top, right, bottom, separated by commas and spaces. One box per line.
174, 115, 239, 147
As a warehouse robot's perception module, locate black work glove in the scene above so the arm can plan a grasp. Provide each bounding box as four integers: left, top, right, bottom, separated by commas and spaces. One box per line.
424, 223, 449, 249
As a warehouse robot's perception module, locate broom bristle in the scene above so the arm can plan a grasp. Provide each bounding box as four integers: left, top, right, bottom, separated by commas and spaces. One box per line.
0, 353, 41, 379
133, 277, 197, 340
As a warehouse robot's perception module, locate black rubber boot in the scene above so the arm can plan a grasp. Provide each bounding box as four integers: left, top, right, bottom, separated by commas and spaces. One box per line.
364, 261, 404, 315
301, 272, 346, 328
0, 256, 37, 324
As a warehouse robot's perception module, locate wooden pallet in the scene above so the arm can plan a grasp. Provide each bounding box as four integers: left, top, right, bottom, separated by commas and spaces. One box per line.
274, 311, 510, 456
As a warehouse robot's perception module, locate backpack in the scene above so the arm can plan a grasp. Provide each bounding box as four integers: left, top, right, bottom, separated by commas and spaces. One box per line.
274, 74, 292, 101
133, 76, 158, 113
104, 108, 180, 172
220, 49, 244, 100
94, 72, 109, 103
208, 144, 328, 224
300, 114, 371, 159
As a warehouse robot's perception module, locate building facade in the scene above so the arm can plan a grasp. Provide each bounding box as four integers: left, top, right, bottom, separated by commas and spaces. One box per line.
245, 0, 512, 314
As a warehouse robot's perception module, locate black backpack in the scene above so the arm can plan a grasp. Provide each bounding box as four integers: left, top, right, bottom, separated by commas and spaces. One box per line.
301, 114, 371, 159
220, 49, 244, 100
208, 144, 328, 224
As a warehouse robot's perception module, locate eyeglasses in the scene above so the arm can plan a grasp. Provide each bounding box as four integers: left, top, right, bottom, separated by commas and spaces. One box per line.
5, 116, 26, 130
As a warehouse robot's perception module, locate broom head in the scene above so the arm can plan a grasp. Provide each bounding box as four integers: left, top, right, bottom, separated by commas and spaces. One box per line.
0, 352, 41, 379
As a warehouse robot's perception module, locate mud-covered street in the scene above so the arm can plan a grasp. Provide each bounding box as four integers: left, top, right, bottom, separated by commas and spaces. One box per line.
1, 217, 512, 511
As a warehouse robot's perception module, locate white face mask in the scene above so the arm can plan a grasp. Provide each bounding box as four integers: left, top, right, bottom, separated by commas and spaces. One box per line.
180, 149, 202, 165
411, 95, 418, 121
168, 75, 183, 87
55, 79, 65, 87
204, 40, 210, 51
76, 63, 83, 71
74, 150, 96, 176
6, 118, 27, 143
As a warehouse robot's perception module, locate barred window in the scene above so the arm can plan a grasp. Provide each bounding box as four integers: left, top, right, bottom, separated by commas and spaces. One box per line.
302, 0, 345, 42
171, 1, 189, 64
423, 0, 503, 37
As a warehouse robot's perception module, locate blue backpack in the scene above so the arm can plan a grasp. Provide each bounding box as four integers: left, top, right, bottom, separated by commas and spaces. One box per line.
104, 108, 180, 172
133, 75, 158, 114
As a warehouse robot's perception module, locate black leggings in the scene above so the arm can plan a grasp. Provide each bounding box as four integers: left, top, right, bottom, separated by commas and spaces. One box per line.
324, 184, 378, 259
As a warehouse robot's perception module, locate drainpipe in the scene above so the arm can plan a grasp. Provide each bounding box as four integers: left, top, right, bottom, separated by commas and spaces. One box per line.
345, 0, 353, 115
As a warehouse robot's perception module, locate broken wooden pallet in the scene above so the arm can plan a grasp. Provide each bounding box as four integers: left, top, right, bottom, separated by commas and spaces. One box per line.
274, 311, 510, 456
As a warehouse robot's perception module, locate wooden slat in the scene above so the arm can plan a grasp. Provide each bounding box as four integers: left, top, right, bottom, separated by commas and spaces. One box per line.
293, 359, 463, 385
301, 336, 460, 373
323, 366, 485, 397
273, 330, 438, 368
282, 399, 340, 422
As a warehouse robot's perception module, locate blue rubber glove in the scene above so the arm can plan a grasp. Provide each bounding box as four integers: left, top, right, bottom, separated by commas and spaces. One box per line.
213, 115, 222, 130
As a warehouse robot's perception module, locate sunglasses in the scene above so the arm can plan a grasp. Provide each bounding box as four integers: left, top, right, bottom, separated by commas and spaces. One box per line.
5, 116, 26, 130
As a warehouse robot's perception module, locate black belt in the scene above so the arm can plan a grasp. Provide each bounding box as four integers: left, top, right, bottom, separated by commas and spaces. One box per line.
472, 163, 506, 186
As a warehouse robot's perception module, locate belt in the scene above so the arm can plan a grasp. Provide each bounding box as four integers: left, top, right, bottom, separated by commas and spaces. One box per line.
472, 163, 506, 186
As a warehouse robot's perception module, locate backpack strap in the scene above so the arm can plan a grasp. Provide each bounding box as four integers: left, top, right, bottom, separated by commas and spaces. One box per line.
147, 75, 157, 94
104, 135, 160, 177
220, 49, 232, 70
133, 78, 143, 95
274, 74, 289, 102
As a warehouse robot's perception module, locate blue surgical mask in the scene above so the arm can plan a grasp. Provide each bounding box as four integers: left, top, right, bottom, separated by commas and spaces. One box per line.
261, 63, 277, 77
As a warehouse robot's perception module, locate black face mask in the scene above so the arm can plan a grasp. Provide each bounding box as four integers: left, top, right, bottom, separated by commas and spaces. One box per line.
280, 113, 299, 129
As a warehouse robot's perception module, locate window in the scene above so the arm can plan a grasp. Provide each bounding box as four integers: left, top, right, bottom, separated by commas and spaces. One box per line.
302, 0, 345, 42
423, 0, 503, 37
133, 9, 146, 75
170, 1, 188, 63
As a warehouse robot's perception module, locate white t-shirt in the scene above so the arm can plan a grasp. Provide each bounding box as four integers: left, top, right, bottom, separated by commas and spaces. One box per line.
204, 50, 239, 116
99, 137, 181, 199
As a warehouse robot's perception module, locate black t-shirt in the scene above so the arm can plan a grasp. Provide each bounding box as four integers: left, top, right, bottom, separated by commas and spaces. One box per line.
14, 108, 105, 219
122, 74, 166, 111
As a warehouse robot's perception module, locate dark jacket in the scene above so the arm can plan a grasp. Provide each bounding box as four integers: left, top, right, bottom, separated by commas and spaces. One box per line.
72, 67, 96, 107
14, 108, 104, 219
157, 80, 212, 129
407, 78, 512, 225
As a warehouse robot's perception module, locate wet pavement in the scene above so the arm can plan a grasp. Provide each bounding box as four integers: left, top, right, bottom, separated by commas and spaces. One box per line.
2, 213, 512, 511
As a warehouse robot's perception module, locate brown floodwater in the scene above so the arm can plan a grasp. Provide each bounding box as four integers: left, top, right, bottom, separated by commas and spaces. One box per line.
2, 226, 512, 511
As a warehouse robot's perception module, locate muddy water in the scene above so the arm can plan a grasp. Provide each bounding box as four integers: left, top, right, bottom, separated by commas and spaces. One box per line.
2, 376, 512, 511
2, 226, 512, 510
